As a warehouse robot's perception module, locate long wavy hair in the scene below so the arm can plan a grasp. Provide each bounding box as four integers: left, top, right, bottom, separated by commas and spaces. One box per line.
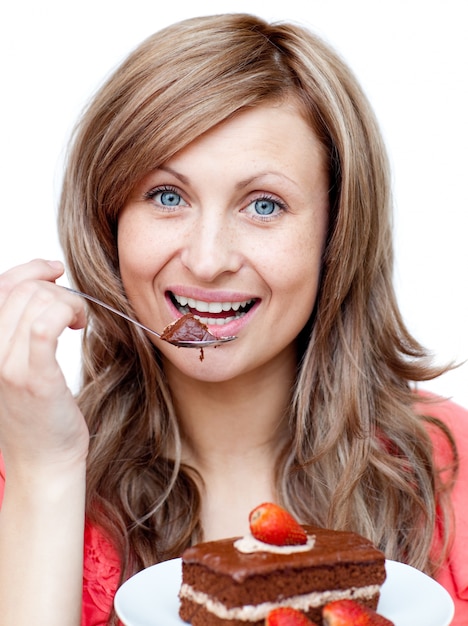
58, 12, 457, 604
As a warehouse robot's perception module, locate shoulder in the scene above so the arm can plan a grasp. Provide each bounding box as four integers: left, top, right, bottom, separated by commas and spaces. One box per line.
414, 390, 468, 427
414, 392, 468, 463
416, 393, 468, 622
415, 392, 468, 499
414, 393, 468, 526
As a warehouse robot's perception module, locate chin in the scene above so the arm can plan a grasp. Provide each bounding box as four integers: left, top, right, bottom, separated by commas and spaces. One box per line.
161, 345, 239, 380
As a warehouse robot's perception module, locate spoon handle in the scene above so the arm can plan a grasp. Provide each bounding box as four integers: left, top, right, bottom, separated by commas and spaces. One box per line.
62, 287, 162, 338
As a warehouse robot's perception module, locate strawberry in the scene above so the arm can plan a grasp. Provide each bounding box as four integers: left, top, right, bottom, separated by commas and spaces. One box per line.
265, 607, 317, 626
249, 502, 307, 546
322, 599, 394, 625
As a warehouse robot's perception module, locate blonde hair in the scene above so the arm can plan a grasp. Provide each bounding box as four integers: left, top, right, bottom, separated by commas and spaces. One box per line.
58, 12, 456, 602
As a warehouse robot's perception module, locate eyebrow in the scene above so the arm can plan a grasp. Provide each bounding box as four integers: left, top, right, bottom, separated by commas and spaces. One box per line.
157, 165, 190, 185
235, 172, 301, 191
156, 165, 301, 191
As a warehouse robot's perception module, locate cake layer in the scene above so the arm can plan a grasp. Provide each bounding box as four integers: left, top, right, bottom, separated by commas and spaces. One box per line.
179, 582, 380, 625
180, 560, 383, 608
179, 525, 386, 625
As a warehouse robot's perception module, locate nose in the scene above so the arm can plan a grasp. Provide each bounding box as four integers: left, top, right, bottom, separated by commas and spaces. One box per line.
180, 211, 243, 282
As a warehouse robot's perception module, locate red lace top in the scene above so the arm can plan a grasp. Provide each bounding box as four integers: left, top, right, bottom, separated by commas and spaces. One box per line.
1, 395, 467, 624
82, 522, 121, 625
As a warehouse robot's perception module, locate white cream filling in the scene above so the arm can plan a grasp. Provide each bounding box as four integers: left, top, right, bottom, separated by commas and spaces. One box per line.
234, 533, 316, 554
180, 583, 381, 621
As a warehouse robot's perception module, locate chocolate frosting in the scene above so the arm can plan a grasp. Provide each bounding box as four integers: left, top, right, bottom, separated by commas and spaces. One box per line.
182, 525, 385, 583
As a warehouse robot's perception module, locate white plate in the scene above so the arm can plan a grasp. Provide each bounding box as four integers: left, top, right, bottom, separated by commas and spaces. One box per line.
115, 557, 455, 626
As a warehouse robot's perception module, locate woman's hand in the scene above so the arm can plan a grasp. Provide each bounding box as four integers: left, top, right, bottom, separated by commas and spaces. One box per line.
0, 258, 89, 475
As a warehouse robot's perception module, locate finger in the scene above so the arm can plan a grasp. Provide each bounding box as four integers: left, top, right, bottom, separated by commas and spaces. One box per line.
0, 259, 65, 306
0, 298, 80, 408
26, 299, 85, 379
0, 282, 86, 367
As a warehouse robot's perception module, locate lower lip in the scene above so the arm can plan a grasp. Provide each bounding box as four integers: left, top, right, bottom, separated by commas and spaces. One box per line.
166, 296, 260, 338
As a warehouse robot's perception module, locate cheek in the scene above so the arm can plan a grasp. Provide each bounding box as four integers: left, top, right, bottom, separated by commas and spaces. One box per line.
283, 257, 322, 319
273, 228, 325, 292
117, 215, 167, 284
269, 225, 327, 332
117, 223, 144, 283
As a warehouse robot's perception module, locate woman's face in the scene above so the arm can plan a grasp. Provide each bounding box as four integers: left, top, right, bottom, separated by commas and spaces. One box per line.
118, 98, 329, 382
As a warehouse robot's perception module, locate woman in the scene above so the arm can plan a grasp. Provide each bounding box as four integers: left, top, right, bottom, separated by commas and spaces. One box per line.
0, 13, 467, 626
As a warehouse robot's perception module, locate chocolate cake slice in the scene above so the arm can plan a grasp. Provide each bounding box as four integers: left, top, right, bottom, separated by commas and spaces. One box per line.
179, 525, 386, 626
160, 313, 214, 343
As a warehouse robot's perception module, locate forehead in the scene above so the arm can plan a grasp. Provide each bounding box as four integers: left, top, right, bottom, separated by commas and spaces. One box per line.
164, 98, 328, 180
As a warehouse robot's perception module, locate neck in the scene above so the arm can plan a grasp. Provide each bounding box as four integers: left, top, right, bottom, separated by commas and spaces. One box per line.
165, 352, 294, 468
163, 351, 296, 540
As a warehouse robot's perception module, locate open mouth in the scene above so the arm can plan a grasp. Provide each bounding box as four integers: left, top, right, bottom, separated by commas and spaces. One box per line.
169, 292, 257, 326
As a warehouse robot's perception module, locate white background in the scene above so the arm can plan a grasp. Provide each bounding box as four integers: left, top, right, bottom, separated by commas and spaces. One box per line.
1, 0, 467, 407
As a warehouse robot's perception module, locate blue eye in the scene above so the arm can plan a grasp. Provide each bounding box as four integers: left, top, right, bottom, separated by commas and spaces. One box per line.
244, 195, 286, 220
254, 199, 276, 215
146, 186, 187, 208
158, 190, 183, 206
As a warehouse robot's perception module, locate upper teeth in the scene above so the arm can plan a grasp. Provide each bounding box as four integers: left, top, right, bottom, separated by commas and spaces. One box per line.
173, 294, 252, 313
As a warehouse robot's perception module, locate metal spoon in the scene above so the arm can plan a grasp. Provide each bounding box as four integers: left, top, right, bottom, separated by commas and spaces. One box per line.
63, 287, 237, 348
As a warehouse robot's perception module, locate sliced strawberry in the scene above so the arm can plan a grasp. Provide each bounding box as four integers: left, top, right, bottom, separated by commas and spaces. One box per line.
249, 502, 307, 546
265, 606, 317, 625
322, 599, 394, 625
